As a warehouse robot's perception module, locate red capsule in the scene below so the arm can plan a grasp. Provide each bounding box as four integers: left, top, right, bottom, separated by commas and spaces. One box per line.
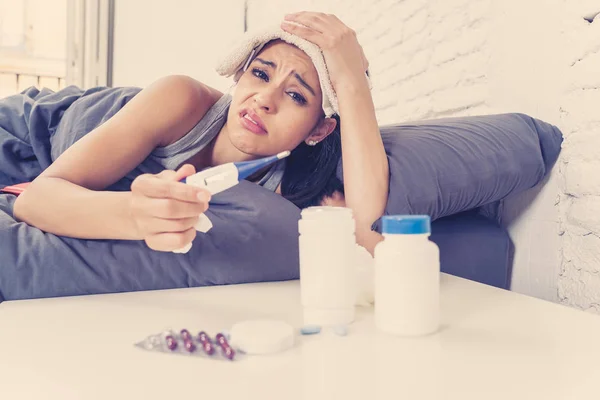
215, 333, 229, 347
202, 341, 216, 356
197, 331, 212, 344
180, 329, 192, 341
221, 345, 235, 360
165, 335, 178, 351
184, 340, 196, 353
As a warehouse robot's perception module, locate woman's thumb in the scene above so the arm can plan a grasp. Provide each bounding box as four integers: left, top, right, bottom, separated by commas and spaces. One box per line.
172, 164, 197, 182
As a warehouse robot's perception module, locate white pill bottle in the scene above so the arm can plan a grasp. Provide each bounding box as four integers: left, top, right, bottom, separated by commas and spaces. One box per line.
298, 206, 356, 327
374, 215, 440, 336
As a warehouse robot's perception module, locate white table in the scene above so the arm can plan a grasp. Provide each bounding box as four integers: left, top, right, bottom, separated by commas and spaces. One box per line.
1, 274, 600, 400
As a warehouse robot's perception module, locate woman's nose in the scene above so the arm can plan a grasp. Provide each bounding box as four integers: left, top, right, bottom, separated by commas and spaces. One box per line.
254, 89, 277, 113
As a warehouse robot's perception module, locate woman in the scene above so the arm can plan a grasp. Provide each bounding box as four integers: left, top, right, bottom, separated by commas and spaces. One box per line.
12, 12, 389, 255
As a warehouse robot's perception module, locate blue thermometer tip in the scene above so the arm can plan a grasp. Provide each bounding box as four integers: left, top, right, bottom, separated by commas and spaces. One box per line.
234, 151, 291, 180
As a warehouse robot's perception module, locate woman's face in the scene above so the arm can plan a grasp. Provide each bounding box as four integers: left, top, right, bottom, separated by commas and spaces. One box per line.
225, 40, 333, 157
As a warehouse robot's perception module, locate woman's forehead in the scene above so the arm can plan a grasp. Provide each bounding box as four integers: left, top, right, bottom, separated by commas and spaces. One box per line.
258, 40, 316, 73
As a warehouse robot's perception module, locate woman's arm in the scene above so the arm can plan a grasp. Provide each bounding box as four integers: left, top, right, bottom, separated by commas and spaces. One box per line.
282, 13, 389, 254
335, 80, 388, 253
13, 75, 220, 241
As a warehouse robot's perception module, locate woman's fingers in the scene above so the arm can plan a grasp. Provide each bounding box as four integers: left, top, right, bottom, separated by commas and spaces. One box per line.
283, 12, 329, 33
145, 228, 197, 252
143, 215, 200, 235
280, 20, 323, 46
284, 12, 353, 37
172, 164, 212, 202
172, 163, 197, 182
299, 12, 368, 71
132, 173, 210, 203
134, 194, 208, 219
281, 11, 358, 55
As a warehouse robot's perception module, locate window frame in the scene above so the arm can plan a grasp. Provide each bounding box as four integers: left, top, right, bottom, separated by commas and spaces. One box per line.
66, 0, 113, 88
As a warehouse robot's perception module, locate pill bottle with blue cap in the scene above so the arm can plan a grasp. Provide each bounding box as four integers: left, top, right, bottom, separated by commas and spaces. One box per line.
374, 215, 440, 336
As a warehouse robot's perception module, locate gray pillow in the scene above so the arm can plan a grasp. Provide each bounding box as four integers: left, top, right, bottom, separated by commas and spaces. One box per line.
335, 113, 563, 228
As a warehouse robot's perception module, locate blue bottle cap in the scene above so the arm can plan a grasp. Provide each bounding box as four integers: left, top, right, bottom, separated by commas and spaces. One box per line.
381, 215, 431, 234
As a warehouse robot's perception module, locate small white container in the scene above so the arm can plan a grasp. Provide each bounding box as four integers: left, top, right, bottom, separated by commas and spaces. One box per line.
374, 215, 440, 336
298, 206, 356, 326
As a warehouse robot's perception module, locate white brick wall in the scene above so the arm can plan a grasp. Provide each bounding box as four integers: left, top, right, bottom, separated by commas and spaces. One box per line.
247, 0, 600, 310
556, 1, 600, 312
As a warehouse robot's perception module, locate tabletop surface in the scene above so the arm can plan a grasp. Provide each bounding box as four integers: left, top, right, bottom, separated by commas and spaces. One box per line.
1, 274, 600, 400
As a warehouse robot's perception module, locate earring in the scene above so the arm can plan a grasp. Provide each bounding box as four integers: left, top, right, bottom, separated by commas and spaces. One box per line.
308, 140, 318, 146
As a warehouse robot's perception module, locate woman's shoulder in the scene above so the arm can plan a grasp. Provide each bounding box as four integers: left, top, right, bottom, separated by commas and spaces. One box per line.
162, 75, 223, 102
151, 74, 223, 100
150, 75, 225, 146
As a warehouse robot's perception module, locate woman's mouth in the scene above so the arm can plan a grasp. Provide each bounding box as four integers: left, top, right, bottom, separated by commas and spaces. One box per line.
240, 111, 267, 135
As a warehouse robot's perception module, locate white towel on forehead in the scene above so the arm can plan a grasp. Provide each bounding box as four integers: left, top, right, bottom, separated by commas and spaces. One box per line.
215, 24, 371, 118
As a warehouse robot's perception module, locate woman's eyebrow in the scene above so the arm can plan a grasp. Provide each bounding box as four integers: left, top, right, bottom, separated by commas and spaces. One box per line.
255, 57, 276, 68
294, 74, 316, 97
255, 58, 316, 97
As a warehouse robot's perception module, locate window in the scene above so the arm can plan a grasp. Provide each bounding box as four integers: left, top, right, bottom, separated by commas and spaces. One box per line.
0, 0, 112, 97
0, 0, 26, 49
0, 0, 68, 96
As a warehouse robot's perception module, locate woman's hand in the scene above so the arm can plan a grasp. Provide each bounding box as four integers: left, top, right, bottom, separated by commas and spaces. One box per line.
130, 164, 211, 252
281, 12, 369, 92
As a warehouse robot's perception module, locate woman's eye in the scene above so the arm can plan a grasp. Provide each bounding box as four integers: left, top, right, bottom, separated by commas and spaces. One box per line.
288, 92, 307, 105
252, 68, 269, 82
252, 68, 306, 105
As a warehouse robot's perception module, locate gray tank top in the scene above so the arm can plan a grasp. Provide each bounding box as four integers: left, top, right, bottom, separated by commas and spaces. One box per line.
129, 93, 286, 192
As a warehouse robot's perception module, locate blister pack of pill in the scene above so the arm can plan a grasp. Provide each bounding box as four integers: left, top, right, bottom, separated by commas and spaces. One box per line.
135, 319, 348, 362
135, 328, 242, 361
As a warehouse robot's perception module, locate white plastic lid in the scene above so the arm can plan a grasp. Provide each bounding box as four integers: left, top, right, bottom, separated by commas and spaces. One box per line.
301, 206, 353, 220
229, 320, 295, 355
299, 206, 355, 235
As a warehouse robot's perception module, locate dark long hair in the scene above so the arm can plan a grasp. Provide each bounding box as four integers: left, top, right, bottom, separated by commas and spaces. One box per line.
281, 114, 344, 209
